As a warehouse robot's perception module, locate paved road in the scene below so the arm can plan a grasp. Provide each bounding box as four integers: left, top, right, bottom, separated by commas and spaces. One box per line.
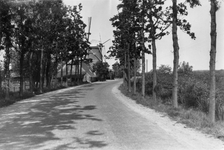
0, 79, 223, 150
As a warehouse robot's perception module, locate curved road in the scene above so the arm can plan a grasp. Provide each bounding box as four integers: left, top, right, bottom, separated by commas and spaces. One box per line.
0, 79, 223, 150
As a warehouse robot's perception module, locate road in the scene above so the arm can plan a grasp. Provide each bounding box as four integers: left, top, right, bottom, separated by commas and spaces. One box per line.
0, 79, 223, 150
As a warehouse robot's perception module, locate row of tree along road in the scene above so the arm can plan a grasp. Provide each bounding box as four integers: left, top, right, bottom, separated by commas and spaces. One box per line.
109, 0, 221, 123
0, 0, 93, 100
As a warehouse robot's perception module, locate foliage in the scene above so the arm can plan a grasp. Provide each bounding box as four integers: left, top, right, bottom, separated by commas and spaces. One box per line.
112, 62, 123, 78
178, 76, 209, 111
93, 61, 109, 81
157, 65, 172, 74
109, 0, 142, 66
133, 63, 224, 121
120, 82, 224, 140
0, 0, 89, 96
178, 61, 193, 74
109, 0, 171, 69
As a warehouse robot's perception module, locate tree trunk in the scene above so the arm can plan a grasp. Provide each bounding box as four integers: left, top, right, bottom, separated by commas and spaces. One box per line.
70, 59, 73, 85
70, 59, 73, 76
60, 62, 63, 86
127, 43, 131, 92
75, 60, 78, 75
5, 42, 10, 100
29, 51, 34, 94
150, 12, 157, 102
80, 57, 83, 83
142, 51, 145, 97
65, 60, 68, 87
19, 51, 24, 97
39, 47, 44, 93
46, 52, 51, 89
53, 55, 58, 89
141, 2, 145, 97
209, 0, 217, 123
172, 0, 179, 108
76, 57, 79, 83
152, 38, 157, 103
123, 51, 127, 87
133, 57, 137, 94
42, 59, 46, 90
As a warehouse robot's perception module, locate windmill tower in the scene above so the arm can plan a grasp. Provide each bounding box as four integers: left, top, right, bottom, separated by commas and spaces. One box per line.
87, 17, 92, 42
97, 38, 110, 62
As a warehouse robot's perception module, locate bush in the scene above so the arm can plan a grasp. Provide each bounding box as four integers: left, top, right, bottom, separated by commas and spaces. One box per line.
93, 61, 109, 81
157, 72, 173, 101
179, 76, 209, 112
134, 68, 173, 102
132, 66, 224, 120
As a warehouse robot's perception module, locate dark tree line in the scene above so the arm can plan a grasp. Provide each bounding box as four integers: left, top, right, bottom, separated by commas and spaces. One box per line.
0, 0, 90, 98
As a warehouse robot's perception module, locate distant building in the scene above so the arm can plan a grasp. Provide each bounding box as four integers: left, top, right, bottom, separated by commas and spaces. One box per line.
88, 45, 102, 66
56, 44, 103, 78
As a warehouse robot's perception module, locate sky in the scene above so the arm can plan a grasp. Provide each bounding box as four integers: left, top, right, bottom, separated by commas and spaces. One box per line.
63, 0, 224, 71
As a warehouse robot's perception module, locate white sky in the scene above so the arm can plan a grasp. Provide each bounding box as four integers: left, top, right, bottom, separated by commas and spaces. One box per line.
63, 0, 224, 71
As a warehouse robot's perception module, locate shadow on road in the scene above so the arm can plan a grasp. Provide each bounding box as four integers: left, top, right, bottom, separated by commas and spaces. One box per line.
0, 86, 108, 149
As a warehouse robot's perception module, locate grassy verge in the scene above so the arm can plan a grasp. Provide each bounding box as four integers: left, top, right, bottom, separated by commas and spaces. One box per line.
0, 91, 35, 108
0, 82, 88, 108
119, 84, 224, 141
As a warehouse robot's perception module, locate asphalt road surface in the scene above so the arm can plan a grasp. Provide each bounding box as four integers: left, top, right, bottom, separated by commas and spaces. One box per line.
0, 79, 223, 150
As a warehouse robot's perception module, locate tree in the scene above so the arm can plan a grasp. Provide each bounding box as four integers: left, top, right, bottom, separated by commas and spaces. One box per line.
31, 0, 66, 92
144, 0, 170, 102
13, 3, 34, 97
209, 0, 219, 123
178, 61, 193, 75
0, 0, 14, 100
111, 0, 171, 98
140, 0, 146, 97
110, 0, 146, 94
3, 0, 89, 95
110, 0, 133, 92
33, 1, 50, 93
0, 0, 89, 98
172, 0, 180, 108
171, 0, 200, 108
93, 61, 109, 81
158, 65, 172, 74
131, 45, 141, 94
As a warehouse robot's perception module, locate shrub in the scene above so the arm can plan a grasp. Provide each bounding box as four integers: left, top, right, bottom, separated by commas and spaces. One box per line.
93, 62, 109, 81
178, 76, 209, 112
156, 71, 173, 102
216, 84, 224, 120
178, 61, 193, 75
133, 66, 224, 121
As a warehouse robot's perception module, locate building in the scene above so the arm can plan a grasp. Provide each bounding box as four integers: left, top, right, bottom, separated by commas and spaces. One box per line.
56, 44, 103, 78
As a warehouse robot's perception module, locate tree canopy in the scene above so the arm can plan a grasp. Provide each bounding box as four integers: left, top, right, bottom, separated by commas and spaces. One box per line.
0, 0, 90, 96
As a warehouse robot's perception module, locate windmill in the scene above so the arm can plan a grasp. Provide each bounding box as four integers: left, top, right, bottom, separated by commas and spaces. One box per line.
81, 17, 95, 78
86, 18, 110, 63
87, 17, 92, 42
97, 35, 110, 62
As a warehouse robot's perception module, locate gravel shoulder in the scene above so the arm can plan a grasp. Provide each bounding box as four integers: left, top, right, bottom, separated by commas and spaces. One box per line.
112, 81, 224, 150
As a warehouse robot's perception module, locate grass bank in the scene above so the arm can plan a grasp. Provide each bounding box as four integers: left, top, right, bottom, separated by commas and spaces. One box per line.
0, 82, 88, 108
119, 84, 224, 142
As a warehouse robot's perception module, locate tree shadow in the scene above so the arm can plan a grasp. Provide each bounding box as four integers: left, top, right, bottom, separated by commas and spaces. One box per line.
0, 86, 107, 149
75, 137, 108, 148
86, 130, 104, 136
